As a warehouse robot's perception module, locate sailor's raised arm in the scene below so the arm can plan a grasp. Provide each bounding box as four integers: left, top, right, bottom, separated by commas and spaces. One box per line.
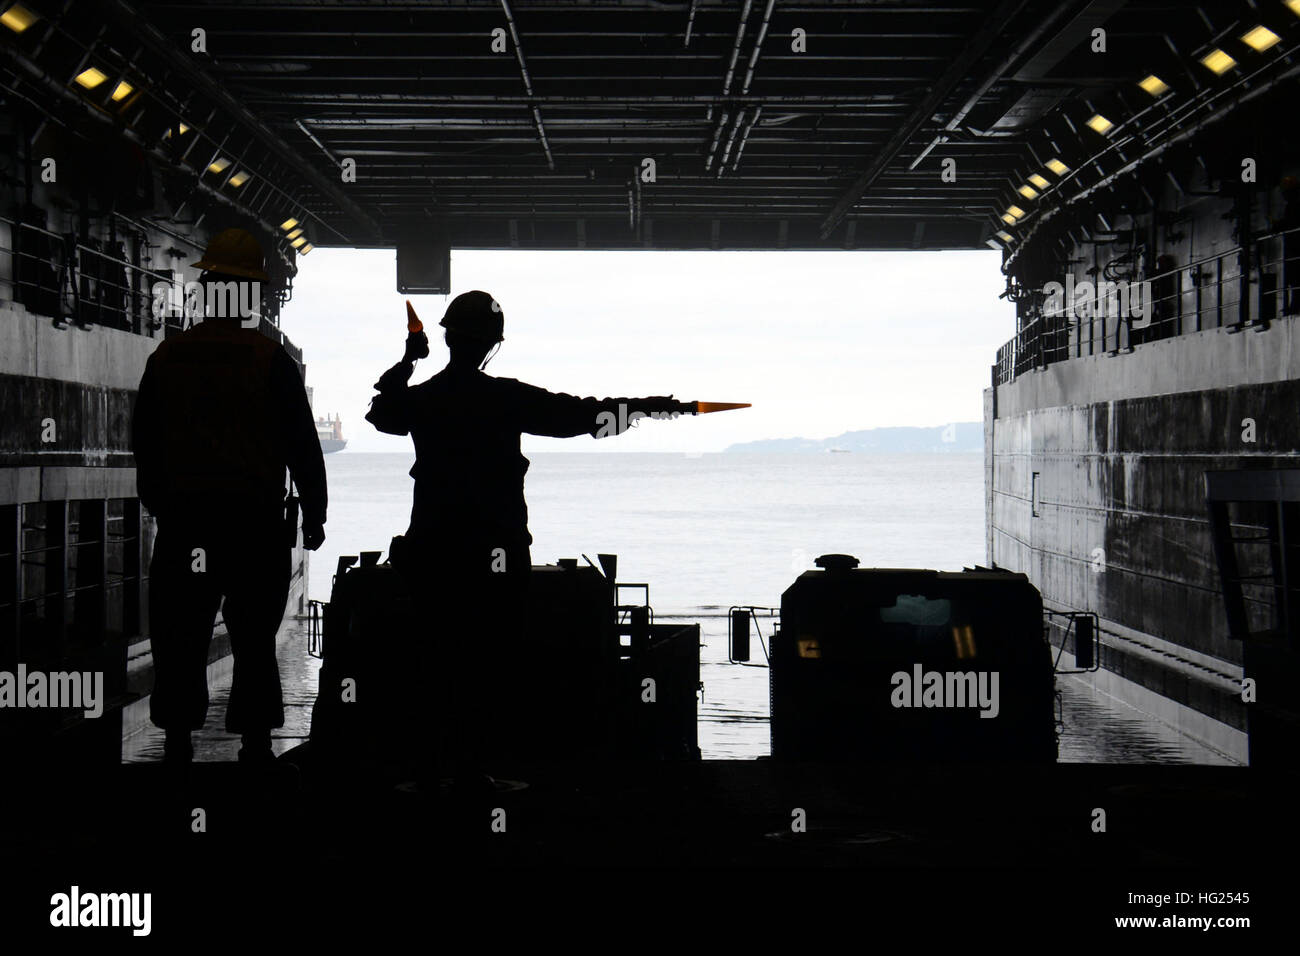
365, 330, 427, 435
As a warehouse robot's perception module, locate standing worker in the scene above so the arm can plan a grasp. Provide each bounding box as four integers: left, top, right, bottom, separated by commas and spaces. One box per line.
133, 227, 327, 765
368, 290, 684, 578
366, 290, 686, 785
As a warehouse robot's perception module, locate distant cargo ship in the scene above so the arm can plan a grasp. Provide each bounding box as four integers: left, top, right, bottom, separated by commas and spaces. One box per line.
315, 414, 347, 454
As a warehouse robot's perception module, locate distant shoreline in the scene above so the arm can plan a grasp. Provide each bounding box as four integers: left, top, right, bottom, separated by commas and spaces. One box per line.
332, 447, 984, 456
723, 422, 983, 454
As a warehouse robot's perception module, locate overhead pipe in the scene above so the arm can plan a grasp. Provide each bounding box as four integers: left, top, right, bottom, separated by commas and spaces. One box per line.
717, 107, 747, 174
729, 105, 763, 174
819, 0, 1029, 238
740, 0, 776, 95
500, 0, 556, 170
705, 0, 753, 141
714, 0, 776, 176
295, 118, 342, 167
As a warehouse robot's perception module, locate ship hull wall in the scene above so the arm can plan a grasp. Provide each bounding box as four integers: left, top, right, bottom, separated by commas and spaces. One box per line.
985, 319, 1300, 753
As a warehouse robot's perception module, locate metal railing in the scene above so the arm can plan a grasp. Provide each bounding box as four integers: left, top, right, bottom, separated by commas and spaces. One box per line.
993, 225, 1300, 387
0, 499, 146, 654
0, 213, 301, 364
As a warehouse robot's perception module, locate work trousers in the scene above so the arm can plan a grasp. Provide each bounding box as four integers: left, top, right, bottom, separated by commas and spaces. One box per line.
148, 513, 291, 734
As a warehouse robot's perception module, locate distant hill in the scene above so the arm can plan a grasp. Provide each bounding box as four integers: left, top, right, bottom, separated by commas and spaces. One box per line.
724, 422, 982, 453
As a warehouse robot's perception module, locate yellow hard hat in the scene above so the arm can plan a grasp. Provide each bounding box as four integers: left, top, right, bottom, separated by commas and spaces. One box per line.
192, 228, 270, 281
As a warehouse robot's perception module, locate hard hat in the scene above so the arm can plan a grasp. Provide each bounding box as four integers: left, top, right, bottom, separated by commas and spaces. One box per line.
439, 290, 504, 343
192, 228, 270, 281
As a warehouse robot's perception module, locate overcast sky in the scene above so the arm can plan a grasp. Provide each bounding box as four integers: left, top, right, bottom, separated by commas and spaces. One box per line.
277, 247, 1013, 453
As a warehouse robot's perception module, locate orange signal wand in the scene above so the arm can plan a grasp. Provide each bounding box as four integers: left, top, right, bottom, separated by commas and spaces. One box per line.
687, 402, 751, 414
405, 300, 423, 333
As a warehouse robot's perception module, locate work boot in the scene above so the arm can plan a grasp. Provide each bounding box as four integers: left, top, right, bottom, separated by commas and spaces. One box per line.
237, 732, 275, 765
163, 728, 193, 764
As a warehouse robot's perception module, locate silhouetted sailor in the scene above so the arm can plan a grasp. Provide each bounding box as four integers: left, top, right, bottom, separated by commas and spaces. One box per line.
366, 290, 683, 784
367, 290, 681, 577
132, 228, 327, 764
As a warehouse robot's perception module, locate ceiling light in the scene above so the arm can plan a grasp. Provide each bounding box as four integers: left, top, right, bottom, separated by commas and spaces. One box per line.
1045, 158, 1070, 176
1288, 0, 1300, 16
1027, 173, 1050, 190
286, 228, 303, 239
1, 4, 38, 33
1138, 74, 1168, 95
290, 237, 305, 248
1018, 184, 1039, 200
228, 170, 250, 187
75, 67, 107, 89
280, 218, 299, 231
1000, 213, 1017, 225
1241, 25, 1280, 51
995, 231, 1013, 242
1086, 114, 1113, 135
1200, 48, 1236, 74
207, 157, 231, 174
300, 243, 314, 254
111, 81, 132, 102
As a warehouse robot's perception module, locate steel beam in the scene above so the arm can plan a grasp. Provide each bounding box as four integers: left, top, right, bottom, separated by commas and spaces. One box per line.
818, 0, 1029, 238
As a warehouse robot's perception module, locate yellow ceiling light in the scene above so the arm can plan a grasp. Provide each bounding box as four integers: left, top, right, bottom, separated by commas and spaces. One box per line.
207, 157, 231, 174
1, 4, 37, 33
1200, 48, 1236, 74
1000, 213, 1016, 225
1086, 113, 1113, 135
1018, 184, 1039, 200
1045, 158, 1070, 176
1139, 74, 1168, 95
286, 227, 303, 239
1007, 205, 1026, 219
300, 243, 314, 254
290, 236, 306, 249
1027, 173, 1050, 190
111, 81, 133, 102
995, 231, 1013, 242
280, 217, 299, 231
1241, 25, 1280, 51
1288, 0, 1300, 16
228, 170, 251, 187
75, 67, 108, 89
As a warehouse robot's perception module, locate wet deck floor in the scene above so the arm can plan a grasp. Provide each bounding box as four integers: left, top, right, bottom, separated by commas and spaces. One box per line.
122, 619, 1241, 765
14, 621, 1283, 938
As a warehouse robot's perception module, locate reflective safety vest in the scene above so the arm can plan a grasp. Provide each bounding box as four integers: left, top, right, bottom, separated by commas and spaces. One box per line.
146, 321, 284, 506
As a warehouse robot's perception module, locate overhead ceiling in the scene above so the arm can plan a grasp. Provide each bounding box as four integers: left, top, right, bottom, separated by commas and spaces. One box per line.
5, 0, 1298, 251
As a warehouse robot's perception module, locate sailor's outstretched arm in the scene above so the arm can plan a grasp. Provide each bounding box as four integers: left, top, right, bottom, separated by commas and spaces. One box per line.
513, 381, 687, 438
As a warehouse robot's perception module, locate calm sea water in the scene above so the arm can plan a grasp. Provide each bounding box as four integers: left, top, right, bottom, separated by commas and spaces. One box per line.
125, 451, 1237, 763
310, 451, 988, 610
